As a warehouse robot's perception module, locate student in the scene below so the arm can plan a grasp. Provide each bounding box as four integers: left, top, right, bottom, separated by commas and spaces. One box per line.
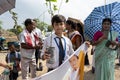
68, 55, 79, 80
6, 44, 21, 80
65, 20, 83, 50
76, 22, 90, 65
41, 14, 74, 72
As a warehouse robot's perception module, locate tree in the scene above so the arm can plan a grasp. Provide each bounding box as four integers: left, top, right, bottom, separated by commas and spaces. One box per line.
33, 18, 51, 32
9, 10, 18, 29
47, 25, 53, 32
0, 21, 2, 29
8, 10, 24, 40
8, 25, 23, 35
45, 0, 69, 16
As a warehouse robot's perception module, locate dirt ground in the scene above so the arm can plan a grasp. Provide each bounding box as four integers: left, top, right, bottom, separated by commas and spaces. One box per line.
0, 46, 120, 80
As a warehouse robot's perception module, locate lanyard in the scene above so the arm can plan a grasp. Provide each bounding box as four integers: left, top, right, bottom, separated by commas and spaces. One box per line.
54, 37, 66, 55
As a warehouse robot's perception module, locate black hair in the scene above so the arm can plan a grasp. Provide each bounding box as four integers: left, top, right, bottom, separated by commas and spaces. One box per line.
69, 54, 79, 62
66, 20, 76, 30
51, 14, 66, 26
74, 54, 79, 59
24, 18, 33, 26
7, 42, 19, 48
102, 18, 112, 25
76, 23, 85, 42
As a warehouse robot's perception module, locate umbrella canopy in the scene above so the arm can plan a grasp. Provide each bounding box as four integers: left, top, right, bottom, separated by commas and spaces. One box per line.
0, 0, 16, 15
84, 2, 120, 41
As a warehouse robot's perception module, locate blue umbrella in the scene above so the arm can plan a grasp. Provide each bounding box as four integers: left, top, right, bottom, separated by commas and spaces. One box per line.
84, 2, 120, 41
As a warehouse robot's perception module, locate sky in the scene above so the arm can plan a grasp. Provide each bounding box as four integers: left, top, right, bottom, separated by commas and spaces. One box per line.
0, 0, 119, 29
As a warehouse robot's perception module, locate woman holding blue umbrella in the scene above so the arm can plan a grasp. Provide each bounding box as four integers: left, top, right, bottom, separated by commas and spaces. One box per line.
92, 18, 119, 80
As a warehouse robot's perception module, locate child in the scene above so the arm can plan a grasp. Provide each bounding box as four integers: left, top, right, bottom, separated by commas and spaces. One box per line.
68, 54, 79, 80
41, 14, 74, 72
6, 44, 21, 80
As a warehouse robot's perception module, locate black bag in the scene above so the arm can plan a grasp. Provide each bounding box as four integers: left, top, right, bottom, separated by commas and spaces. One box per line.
105, 40, 112, 47
105, 31, 118, 50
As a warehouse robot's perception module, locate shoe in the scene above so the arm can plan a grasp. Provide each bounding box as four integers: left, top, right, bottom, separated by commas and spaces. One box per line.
91, 67, 95, 74
116, 63, 120, 66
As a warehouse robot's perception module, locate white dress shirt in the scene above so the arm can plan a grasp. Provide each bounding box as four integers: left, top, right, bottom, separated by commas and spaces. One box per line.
33, 27, 42, 39
19, 29, 36, 59
41, 33, 74, 69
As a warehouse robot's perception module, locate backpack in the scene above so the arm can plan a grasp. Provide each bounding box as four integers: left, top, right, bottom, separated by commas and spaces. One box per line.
7, 52, 21, 73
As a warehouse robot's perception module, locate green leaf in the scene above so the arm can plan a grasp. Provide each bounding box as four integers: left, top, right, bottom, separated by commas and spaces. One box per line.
46, 0, 57, 2
65, 0, 69, 3
53, 5, 58, 11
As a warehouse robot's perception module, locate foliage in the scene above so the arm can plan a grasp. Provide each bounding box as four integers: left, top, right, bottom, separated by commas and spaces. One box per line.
9, 10, 18, 29
0, 20, 2, 29
33, 18, 52, 32
46, 0, 57, 2
8, 25, 23, 35
45, 0, 69, 16
48, 25, 53, 31
9, 10, 23, 39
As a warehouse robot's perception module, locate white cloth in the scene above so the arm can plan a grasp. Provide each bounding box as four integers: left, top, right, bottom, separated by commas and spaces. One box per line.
19, 29, 36, 59
69, 68, 79, 80
41, 33, 74, 69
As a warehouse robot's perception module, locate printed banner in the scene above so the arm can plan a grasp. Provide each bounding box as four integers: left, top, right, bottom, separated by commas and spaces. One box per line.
33, 43, 88, 80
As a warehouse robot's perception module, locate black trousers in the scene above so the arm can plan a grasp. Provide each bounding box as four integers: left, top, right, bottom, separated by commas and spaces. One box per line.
48, 68, 54, 72
84, 53, 89, 65
35, 49, 41, 65
9, 71, 18, 80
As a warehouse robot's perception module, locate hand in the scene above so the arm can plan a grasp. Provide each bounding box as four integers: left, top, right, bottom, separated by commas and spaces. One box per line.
7, 65, 12, 70
38, 40, 43, 45
85, 41, 90, 47
100, 35, 107, 40
111, 41, 117, 46
33, 45, 40, 49
98, 35, 107, 42
42, 51, 51, 60
38, 41, 43, 48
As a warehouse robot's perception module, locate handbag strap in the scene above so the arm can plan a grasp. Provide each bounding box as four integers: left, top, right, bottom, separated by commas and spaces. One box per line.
110, 30, 112, 41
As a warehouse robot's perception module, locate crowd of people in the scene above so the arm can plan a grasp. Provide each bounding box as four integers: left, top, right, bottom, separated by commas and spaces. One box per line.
0, 14, 120, 80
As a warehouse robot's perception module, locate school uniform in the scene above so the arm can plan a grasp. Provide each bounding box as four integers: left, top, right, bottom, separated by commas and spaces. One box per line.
19, 29, 36, 79
6, 51, 21, 80
41, 33, 74, 70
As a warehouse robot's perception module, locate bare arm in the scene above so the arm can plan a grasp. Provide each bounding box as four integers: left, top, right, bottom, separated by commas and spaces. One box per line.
0, 63, 9, 68
92, 35, 107, 46
21, 42, 43, 49
21, 43, 35, 49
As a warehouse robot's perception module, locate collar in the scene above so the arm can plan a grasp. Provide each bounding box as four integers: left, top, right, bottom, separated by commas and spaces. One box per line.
53, 32, 64, 38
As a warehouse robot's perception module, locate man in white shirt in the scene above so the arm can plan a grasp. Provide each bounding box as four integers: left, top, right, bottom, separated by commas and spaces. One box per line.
19, 18, 42, 79
33, 19, 43, 70
41, 14, 74, 71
